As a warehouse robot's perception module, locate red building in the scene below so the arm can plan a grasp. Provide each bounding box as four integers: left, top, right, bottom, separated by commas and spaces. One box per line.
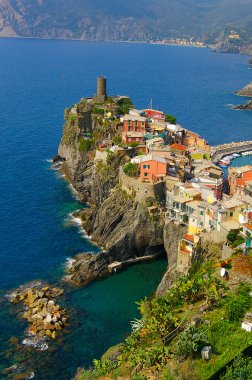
144, 109, 166, 123
122, 114, 147, 133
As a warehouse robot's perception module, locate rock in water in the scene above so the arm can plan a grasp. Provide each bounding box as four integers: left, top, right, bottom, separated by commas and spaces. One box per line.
236, 82, 252, 97
235, 100, 252, 110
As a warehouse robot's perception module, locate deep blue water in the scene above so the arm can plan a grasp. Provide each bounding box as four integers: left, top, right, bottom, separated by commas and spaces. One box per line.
0, 38, 251, 379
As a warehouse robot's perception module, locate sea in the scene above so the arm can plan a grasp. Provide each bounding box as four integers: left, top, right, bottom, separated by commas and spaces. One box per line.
0, 38, 251, 380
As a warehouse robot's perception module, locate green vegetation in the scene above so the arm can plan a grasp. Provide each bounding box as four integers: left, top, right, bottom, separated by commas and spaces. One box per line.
76, 260, 252, 380
113, 135, 122, 145
227, 230, 245, 248
123, 162, 138, 177
225, 282, 252, 322
221, 354, 252, 380
165, 114, 176, 124
117, 98, 133, 115
79, 138, 94, 153
93, 107, 105, 115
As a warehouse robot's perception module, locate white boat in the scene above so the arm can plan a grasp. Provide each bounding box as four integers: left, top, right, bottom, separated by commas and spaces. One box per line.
222, 155, 234, 161
232, 153, 240, 158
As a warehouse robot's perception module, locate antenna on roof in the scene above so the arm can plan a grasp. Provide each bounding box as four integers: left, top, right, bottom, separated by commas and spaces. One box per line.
149, 99, 153, 109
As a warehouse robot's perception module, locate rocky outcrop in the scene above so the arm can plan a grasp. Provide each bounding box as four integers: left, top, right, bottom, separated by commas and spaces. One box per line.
66, 252, 110, 286
156, 221, 187, 295
235, 100, 252, 110
7, 282, 67, 341
236, 82, 252, 97
57, 97, 181, 290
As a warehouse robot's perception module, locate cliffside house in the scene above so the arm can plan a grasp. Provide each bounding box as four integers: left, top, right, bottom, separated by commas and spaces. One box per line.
144, 109, 166, 123
177, 234, 200, 274
122, 114, 147, 133
140, 154, 167, 182
183, 131, 210, 151
229, 166, 252, 196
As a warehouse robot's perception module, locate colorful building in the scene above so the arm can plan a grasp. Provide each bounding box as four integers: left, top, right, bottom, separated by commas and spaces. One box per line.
122, 114, 147, 133
140, 154, 167, 182
144, 109, 166, 122
121, 131, 145, 145
229, 166, 252, 196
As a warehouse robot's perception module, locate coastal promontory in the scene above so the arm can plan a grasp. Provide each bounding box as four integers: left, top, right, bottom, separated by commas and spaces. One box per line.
236, 82, 252, 97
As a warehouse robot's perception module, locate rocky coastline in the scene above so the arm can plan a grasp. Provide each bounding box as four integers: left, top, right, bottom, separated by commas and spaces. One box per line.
54, 95, 186, 293
236, 82, 252, 97
7, 282, 68, 342
235, 100, 252, 110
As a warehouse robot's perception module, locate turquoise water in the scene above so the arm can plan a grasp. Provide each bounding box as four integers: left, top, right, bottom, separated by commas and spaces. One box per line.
0, 38, 252, 379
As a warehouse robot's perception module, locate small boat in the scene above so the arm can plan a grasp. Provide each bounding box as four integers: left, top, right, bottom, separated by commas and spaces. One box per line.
219, 164, 228, 168
222, 155, 234, 161
232, 153, 240, 158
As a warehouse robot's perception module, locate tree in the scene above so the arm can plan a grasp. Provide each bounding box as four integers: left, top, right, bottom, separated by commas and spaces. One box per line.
165, 114, 176, 124
123, 163, 138, 177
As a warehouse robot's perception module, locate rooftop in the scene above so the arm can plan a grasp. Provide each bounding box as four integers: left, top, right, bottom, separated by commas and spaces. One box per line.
170, 143, 186, 152
140, 154, 167, 164
123, 114, 146, 122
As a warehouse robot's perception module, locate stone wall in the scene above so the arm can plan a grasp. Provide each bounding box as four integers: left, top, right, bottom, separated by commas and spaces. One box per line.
119, 170, 166, 202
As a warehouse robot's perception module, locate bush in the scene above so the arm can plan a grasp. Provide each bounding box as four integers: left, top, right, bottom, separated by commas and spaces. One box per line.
123, 163, 138, 177
93, 107, 104, 115
175, 326, 208, 359
129, 142, 139, 148
113, 135, 122, 145
79, 138, 94, 153
165, 114, 176, 124
221, 354, 252, 380
117, 98, 133, 114
225, 282, 252, 322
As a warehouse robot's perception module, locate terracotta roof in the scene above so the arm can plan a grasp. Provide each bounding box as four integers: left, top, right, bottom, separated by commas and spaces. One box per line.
244, 223, 252, 231
183, 234, 194, 242
170, 143, 186, 152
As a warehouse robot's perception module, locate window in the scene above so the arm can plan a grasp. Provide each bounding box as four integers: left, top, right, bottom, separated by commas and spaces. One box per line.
200, 211, 204, 216
230, 212, 234, 217
144, 173, 148, 177
128, 126, 130, 131
143, 165, 150, 169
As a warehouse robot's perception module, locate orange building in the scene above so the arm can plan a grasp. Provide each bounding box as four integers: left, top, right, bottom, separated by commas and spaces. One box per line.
183, 131, 210, 151
140, 154, 167, 182
229, 166, 252, 196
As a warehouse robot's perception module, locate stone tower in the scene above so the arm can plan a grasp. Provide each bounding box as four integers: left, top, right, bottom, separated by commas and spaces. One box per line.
96, 76, 107, 102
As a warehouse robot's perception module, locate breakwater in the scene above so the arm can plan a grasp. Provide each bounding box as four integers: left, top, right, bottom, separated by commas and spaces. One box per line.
212, 141, 252, 163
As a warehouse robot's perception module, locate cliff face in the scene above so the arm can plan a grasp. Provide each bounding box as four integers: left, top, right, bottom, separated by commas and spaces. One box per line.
156, 221, 188, 295
57, 98, 170, 286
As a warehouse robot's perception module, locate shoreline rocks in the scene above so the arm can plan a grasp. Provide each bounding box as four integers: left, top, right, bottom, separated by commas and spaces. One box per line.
7, 282, 68, 342
64, 252, 110, 286
235, 100, 252, 111
236, 82, 252, 97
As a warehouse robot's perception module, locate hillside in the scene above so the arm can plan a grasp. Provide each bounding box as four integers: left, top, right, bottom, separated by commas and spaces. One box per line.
1, 0, 252, 42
